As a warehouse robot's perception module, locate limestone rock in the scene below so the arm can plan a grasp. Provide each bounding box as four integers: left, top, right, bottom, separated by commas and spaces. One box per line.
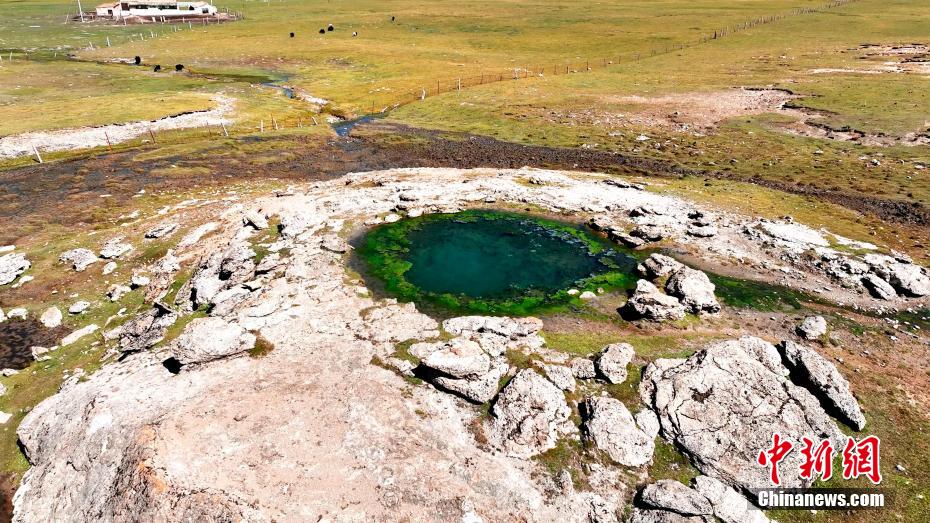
542, 364, 576, 392
59, 249, 98, 272
243, 210, 269, 230
886, 262, 930, 297
68, 301, 90, 314
624, 280, 686, 321
583, 396, 655, 467
39, 307, 62, 329
640, 480, 713, 516
60, 324, 99, 347
686, 224, 718, 238
637, 254, 683, 281
664, 268, 719, 314
130, 274, 151, 288
107, 284, 132, 302
486, 369, 573, 458
0, 253, 30, 285
596, 343, 635, 384
111, 304, 179, 354
99, 237, 133, 259
145, 222, 179, 239
861, 274, 896, 300
779, 340, 865, 430
178, 222, 219, 248
320, 235, 350, 254
796, 315, 827, 340
170, 317, 255, 365
579, 291, 597, 300
571, 358, 596, 379
102, 261, 117, 275
434, 359, 508, 404
692, 476, 770, 523
630, 225, 664, 242
7, 308, 27, 320
421, 338, 490, 379
640, 337, 844, 490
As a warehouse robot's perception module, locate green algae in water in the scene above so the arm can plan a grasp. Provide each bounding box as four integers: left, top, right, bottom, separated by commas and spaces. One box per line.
358, 210, 639, 315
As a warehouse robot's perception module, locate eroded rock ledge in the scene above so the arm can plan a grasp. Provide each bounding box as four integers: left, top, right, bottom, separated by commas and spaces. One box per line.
11, 168, 901, 521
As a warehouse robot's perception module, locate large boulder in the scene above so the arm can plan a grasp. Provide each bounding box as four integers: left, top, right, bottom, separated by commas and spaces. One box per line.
421, 338, 490, 379
0, 253, 30, 285
638, 254, 684, 281
861, 274, 896, 300
583, 396, 656, 467
886, 262, 930, 297
779, 341, 865, 430
596, 343, 635, 384
170, 317, 255, 365
442, 316, 544, 357
795, 315, 827, 340
624, 280, 686, 321
486, 369, 573, 458
59, 249, 98, 272
640, 337, 845, 490
664, 268, 719, 314
39, 307, 62, 329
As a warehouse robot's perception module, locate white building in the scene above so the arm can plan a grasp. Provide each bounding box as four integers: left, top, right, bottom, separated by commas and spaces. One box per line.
95, 1, 218, 19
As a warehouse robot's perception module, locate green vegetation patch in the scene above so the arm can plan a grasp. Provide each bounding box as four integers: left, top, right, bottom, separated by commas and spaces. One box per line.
357, 209, 641, 316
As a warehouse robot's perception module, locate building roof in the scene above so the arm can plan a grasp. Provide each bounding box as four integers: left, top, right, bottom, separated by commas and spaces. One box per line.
96, 2, 119, 8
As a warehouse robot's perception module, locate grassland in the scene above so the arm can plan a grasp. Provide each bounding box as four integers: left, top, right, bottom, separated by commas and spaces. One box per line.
1, 0, 930, 520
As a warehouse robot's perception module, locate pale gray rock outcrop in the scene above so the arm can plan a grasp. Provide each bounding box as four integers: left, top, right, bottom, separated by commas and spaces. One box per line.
624, 280, 686, 321
68, 301, 90, 314
434, 359, 509, 404
39, 307, 62, 329
486, 369, 573, 458
640, 336, 845, 490
102, 261, 117, 275
0, 252, 30, 285
692, 476, 770, 523
596, 343, 635, 384
443, 316, 544, 357
99, 237, 133, 259
640, 480, 713, 516
107, 284, 132, 302
178, 222, 219, 248
59, 248, 98, 272
637, 254, 683, 281
886, 262, 930, 297
571, 357, 597, 379
796, 315, 827, 340
108, 303, 179, 354
542, 364, 576, 392
583, 396, 655, 467
634, 476, 769, 523
60, 324, 99, 346
170, 317, 255, 365
421, 338, 490, 379
779, 340, 865, 430
145, 222, 179, 239
243, 209, 269, 230
664, 268, 719, 314
861, 274, 896, 300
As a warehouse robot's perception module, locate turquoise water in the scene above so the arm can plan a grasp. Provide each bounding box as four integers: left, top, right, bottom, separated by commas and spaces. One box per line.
404, 215, 635, 299
358, 210, 639, 315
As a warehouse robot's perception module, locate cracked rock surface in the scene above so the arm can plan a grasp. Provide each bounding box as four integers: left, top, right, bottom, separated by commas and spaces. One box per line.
640, 336, 847, 491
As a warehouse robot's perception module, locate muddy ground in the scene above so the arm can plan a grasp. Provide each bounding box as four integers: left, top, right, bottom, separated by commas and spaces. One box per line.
1, 123, 927, 247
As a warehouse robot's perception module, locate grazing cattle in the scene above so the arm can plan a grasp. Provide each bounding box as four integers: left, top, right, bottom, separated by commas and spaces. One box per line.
319, 28, 325, 34
352, 31, 358, 37
327, 24, 334, 31
134, 55, 141, 65
290, 32, 295, 38
175, 64, 184, 72
153, 64, 161, 72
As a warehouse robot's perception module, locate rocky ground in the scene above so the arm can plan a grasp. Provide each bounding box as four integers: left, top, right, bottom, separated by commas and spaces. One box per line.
3, 167, 929, 521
